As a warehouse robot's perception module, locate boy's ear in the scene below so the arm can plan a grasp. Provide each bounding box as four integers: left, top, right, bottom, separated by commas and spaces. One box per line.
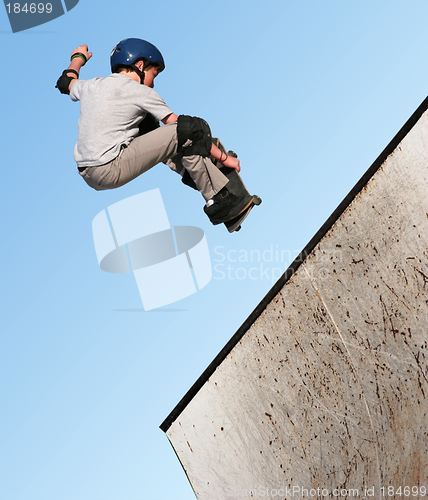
135, 60, 145, 71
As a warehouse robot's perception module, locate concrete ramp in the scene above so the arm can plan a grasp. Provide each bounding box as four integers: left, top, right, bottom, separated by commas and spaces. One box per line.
161, 98, 428, 499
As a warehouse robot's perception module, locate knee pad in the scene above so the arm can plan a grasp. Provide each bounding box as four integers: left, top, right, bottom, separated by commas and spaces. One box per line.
177, 115, 212, 157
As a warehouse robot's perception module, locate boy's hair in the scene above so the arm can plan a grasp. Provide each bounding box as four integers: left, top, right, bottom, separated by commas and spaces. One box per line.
112, 60, 160, 74
112, 65, 134, 74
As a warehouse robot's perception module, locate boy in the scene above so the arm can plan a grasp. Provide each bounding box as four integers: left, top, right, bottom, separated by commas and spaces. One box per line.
56, 38, 252, 225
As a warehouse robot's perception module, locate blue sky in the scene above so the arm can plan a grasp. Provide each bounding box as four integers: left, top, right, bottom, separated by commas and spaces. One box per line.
1, 1, 428, 499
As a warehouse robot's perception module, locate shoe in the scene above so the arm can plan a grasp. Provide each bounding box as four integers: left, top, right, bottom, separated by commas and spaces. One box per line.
204, 186, 253, 225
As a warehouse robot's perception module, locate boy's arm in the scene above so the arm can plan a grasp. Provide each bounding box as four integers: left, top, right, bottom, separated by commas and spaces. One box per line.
162, 113, 179, 124
56, 44, 93, 95
161, 113, 240, 172
210, 142, 240, 172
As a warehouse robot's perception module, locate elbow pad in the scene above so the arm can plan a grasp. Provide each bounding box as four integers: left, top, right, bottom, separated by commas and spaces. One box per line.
55, 69, 78, 95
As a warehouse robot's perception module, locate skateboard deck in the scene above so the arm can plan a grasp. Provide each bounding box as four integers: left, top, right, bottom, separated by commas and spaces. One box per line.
199, 140, 262, 231
218, 154, 262, 231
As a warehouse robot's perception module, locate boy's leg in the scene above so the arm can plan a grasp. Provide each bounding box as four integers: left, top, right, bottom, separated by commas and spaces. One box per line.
88, 123, 178, 189
172, 115, 233, 200
166, 154, 228, 201
79, 123, 178, 190
80, 122, 228, 198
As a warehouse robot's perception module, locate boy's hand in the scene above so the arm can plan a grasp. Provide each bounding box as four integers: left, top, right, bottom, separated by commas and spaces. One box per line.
64, 45, 92, 93
210, 142, 241, 172
222, 155, 241, 173
71, 44, 93, 63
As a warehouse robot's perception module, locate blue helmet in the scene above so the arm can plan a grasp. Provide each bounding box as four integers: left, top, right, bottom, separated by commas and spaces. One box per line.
110, 38, 165, 73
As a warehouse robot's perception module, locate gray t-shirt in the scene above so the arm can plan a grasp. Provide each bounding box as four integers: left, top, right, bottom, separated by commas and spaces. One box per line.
70, 74, 174, 167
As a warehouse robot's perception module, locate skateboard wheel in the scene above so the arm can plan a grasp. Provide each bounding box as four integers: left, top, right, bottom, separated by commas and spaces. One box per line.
253, 196, 262, 205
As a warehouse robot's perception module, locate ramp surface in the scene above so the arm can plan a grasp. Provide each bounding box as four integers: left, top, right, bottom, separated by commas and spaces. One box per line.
161, 98, 428, 499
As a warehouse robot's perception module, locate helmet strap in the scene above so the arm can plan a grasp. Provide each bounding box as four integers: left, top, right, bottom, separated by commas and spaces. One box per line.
131, 64, 145, 85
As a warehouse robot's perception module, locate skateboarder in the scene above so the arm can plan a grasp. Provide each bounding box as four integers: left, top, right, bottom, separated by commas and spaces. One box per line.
56, 38, 259, 227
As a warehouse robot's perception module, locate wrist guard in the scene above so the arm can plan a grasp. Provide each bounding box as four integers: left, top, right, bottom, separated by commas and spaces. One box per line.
70, 52, 87, 65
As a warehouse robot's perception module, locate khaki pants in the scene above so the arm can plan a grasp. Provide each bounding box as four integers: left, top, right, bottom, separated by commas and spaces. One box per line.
78, 122, 229, 201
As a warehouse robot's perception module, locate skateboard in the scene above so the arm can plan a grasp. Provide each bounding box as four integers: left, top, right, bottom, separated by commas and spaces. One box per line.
181, 139, 262, 231
217, 148, 262, 232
